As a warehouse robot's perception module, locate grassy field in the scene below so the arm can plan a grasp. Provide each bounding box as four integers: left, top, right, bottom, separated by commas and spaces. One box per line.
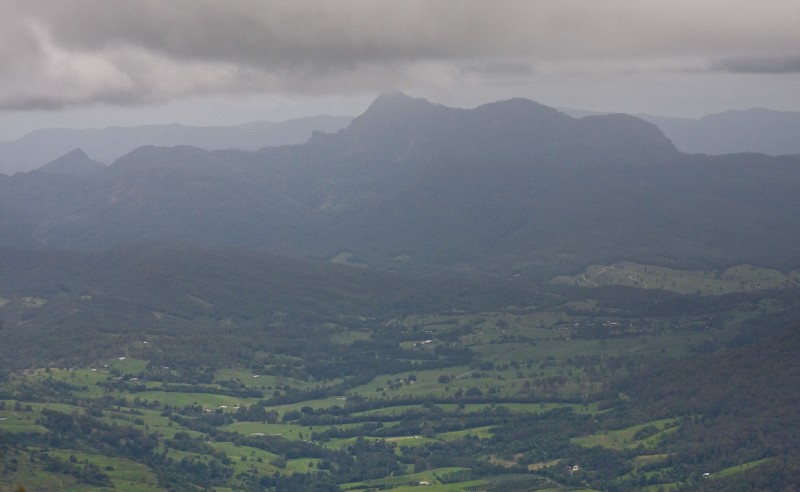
1, 281, 795, 491
571, 418, 679, 450
340, 467, 477, 490
47, 449, 162, 491
712, 458, 772, 478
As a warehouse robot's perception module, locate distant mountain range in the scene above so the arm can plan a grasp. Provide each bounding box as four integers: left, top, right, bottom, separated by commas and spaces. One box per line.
0, 115, 353, 175
3, 103, 799, 176
2, 92, 799, 279
642, 108, 800, 156
560, 107, 800, 156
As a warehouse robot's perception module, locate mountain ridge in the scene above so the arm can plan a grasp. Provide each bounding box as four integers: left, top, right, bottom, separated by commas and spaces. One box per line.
37, 148, 106, 177
0, 115, 353, 175
2, 94, 799, 278
561, 106, 800, 155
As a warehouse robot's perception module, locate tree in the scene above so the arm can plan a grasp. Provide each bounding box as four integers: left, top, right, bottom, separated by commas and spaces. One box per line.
465, 387, 483, 397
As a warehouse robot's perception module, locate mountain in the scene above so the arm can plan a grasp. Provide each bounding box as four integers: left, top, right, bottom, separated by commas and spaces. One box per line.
1, 92, 799, 278
0, 115, 353, 175
36, 148, 106, 177
561, 106, 800, 156
640, 108, 800, 155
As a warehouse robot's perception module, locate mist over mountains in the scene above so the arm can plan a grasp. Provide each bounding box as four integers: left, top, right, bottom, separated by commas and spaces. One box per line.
3, 100, 799, 177
2, 92, 799, 279
560, 106, 800, 156
0, 115, 353, 175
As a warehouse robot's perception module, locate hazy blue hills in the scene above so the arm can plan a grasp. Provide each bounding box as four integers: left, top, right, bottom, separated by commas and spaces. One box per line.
36, 148, 106, 177
3, 99, 797, 177
0, 115, 352, 175
562, 106, 800, 156
652, 108, 800, 155
2, 92, 799, 278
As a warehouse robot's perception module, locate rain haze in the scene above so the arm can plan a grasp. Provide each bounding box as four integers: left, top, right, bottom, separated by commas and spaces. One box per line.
1, 0, 799, 139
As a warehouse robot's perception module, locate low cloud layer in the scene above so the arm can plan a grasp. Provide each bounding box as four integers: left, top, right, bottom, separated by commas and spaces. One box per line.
3, 0, 799, 110
718, 56, 800, 74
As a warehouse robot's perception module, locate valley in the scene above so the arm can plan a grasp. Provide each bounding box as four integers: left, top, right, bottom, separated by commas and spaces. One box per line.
2, 250, 799, 490
1, 93, 799, 491
4, 1, 800, 490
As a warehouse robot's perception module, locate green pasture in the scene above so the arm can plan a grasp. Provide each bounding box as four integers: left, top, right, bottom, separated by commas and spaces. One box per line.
214, 367, 276, 386
164, 448, 204, 464
347, 366, 470, 397
384, 435, 439, 448
0, 408, 48, 434
210, 440, 280, 461
2, 275, 794, 492
446, 402, 596, 415
102, 408, 189, 439
208, 441, 289, 476
222, 421, 325, 440
46, 449, 161, 492
712, 457, 772, 478
214, 367, 328, 390
571, 418, 678, 450
268, 395, 350, 415
0, 447, 161, 492
633, 453, 669, 468
341, 466, 474, 490
118, 390, 258, 409
380, 481, 487, 492
1, 401, 84, 435
437, 425, 495, 441
18, 367, 112, 398
0, 451, 84, 491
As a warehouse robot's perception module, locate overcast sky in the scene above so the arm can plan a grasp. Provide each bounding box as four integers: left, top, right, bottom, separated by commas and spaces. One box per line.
1, 0, 799, 139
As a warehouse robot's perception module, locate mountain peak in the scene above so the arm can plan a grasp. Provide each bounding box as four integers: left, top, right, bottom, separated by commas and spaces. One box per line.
363, 90, 433, 115
376, 88, 411, 100
37, 148, 105, 177
344, 91, 444, 143
477, 97, 560, 114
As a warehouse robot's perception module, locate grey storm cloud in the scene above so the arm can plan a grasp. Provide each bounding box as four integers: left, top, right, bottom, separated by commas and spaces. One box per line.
2, 0, 799, 110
